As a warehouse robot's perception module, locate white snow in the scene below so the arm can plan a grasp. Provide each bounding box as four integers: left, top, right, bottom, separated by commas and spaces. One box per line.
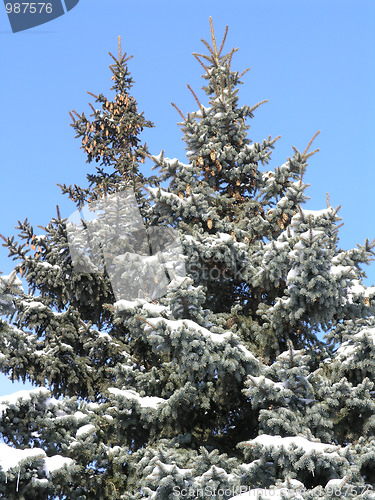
286, 267, 300, 283
335, 327, 375, 363
237, 345, 258, 362
247, 376, 286, 392
0, 388, 49, 415
244, 434, 340, 457
98, 331, 111, 339
299, 229, 324, 241
0, 272, 23, 289
0, 443, 45, 472
148, 186, 190, 207
86, 402, 100, 411
217, 232, 234, 243
141, 316, 236, 344
76, 424, 95, 438
72, 411, 87, 421
325, 479, 343, 489
43, 455, 74, 475
194, 105, 211, 117
142, 303, 169, 316
115, 298, 146, 311
37, 262, 60, 270
107, 388, 166, 409
20, 300, 50, 312
0, 443, 73, 476
299, 208, 333, 218
152, 151, 164, 163
329, 265, 353, 277
148, 461, 192, 479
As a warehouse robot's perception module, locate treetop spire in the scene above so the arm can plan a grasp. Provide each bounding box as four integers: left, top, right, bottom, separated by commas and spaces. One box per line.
193, 17, 238, 72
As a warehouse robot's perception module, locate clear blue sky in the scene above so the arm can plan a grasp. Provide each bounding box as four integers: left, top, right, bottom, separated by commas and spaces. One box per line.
0, 0, 374, 396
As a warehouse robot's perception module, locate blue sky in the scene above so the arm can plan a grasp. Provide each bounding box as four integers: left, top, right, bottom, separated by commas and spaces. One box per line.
0, 0, 374, 396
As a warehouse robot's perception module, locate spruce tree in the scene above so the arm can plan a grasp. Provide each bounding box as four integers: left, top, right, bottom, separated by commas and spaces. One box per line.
0, 20, 375, 500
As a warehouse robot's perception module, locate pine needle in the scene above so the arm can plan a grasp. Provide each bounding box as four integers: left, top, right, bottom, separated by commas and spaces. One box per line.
249, 99, 269, 113
187, 85, 203, 111
171, 102, 186, 121
108, 51, 119, 64
200, 38, 215, 59
192, 53, 210, 73
218, 25, 229, 57
238, 67, 250, 79
303, 130, 320, 156
209, 16, 218, 60
227, 47, 239, 69
304, 149, 319, 161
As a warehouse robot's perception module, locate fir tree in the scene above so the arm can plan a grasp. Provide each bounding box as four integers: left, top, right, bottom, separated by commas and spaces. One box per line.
0, 20, 375, 500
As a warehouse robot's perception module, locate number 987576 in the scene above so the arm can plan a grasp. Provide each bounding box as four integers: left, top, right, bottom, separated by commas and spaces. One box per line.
5, 3, 53, 14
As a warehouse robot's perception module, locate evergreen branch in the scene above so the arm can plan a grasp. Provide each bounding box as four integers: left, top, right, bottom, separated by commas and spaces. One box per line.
333, 205, 342, 216
121, 54, 133, 64
218, 25, 229, 57
171, 102, 186, 121
79, 319, 93, 333
179, 221, 203, 242
71, 110, 81, 119
103, 304, 115, 313
220, 74, 225, 101
271, 135, 282, 145
192, 53, 210, 75
238, 67, 250, 80
192, 51, 213, 64
249, 100, 269, 114
327, 192, 330, 208
304, 149, 319, 161
200, 38, 215, 59
211, 77, 221, 100
68, 111, 76, 124
135, 316, 157, 331
308, 217, 313, 242
227, 48, 239, 69
303, 130, 320, 156
118, 35, 122, 60
187, 85, 203, 112
209, 16, 219, 61
108, 51, 119, 64
226, 65, 232, 99
297, 205, 305, 222
88, 103, 96, 114
247, 375, 258, 387
87, 91, 99, 99
288, 340, 294, 367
